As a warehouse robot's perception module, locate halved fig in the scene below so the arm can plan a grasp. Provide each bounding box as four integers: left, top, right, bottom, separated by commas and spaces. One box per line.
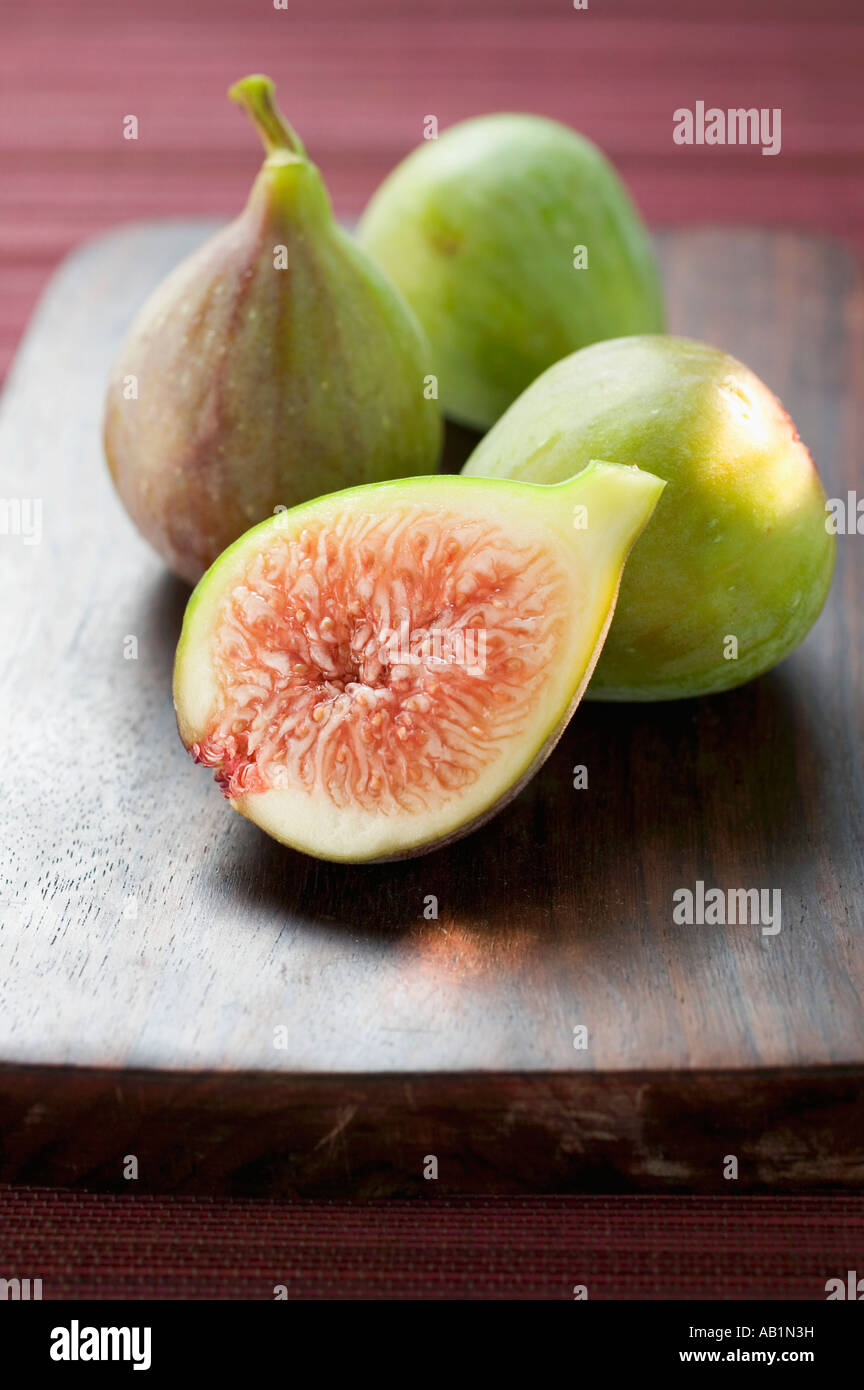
173, 463, 664, 861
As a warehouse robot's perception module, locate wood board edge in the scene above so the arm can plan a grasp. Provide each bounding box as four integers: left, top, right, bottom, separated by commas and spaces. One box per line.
1, 1062, 862, 1197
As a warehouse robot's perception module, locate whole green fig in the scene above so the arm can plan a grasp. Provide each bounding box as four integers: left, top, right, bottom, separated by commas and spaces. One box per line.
463, 336, 835, 701
357, 113, 664, 431
105, 75, 441, 584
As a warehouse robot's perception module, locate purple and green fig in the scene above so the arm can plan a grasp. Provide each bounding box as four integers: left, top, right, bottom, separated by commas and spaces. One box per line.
463, 335, 835, 701
104, 75, 441, 584
357, 113, 664, 431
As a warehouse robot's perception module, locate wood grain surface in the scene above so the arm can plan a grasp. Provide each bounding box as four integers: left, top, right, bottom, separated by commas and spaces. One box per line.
0, 224, 862, 1194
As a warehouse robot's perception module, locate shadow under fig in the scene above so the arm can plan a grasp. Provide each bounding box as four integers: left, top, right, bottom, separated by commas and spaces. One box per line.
140, 567, 193, 684
440, 417, 484, 474
231, 662, 826, 947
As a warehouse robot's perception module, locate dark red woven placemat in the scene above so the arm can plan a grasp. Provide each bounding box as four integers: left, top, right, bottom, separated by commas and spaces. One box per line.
1, 1188, 860, 1299
2, 0, 863, 380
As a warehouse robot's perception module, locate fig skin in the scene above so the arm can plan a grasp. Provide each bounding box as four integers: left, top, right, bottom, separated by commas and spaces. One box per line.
463, 335, 836, 701
357, 112, 664, 431
104, 76, 442, 585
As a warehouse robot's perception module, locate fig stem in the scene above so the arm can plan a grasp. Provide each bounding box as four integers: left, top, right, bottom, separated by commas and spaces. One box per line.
229, 74, 306, 159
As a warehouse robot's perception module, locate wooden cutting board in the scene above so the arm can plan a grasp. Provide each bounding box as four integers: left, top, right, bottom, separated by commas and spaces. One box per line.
0, 225, 862, 1196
